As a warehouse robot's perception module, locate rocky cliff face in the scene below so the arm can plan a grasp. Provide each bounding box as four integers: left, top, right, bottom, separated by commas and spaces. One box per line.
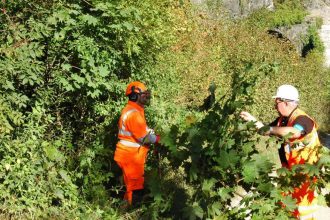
190, 0, 330, 18
191, 0, 330, 61
221, 0, 274, 17
190, 0, 274, 18
308, 3, 330, 67
303, 0, 330, 9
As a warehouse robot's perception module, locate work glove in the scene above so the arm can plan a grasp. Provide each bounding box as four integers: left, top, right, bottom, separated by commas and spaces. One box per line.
147, 128, 155, 135
155, 134, 161, 145
147, 128, 160, 145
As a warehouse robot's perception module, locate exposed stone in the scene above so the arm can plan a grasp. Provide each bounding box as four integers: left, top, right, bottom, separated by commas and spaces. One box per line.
319, 132, 330, 149
308, 4, 330, 67
221, 0, 274, 18
191, 0, 330, 63
268, 23, 311, 56
303, 0, 330, 10
190, 0, 274, 18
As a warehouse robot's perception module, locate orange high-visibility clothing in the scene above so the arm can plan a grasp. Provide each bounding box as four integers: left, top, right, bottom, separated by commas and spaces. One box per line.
277, 108, 320, 220
114, 101, 150, 204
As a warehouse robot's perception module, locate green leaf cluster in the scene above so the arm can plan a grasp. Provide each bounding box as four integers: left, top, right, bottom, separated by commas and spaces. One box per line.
0, 0, 329, 219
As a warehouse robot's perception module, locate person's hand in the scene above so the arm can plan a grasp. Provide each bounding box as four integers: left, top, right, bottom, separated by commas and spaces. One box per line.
147, 128, 155, 135
240, 111, 264, 129
239, 111, 257, 122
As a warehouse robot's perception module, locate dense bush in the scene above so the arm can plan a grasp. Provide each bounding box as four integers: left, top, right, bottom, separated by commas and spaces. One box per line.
0, 0, 329, 219
0, 0, 184, 218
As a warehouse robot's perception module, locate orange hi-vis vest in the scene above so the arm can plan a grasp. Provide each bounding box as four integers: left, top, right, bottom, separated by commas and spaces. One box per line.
277, 108, 320, 220
116, 101, 149, 150
277, 108, 320, 168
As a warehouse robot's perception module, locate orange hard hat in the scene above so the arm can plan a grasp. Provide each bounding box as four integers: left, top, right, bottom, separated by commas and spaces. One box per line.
125, 81, 148, 96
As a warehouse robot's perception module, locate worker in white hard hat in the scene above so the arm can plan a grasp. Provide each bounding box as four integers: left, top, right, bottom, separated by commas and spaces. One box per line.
240, 84, 320, 220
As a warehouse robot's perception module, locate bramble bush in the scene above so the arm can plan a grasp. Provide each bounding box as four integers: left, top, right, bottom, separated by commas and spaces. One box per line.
142, 63, 330, 219
0, 0, 329, 219
0, 0, 184, 218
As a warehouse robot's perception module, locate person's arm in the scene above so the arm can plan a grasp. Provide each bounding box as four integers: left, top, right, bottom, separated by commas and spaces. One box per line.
267, 115, 314, 139
140, 129, 160, 145
126, 112, 160, 145
240, 111, 301, 138
264, 126, 301, 138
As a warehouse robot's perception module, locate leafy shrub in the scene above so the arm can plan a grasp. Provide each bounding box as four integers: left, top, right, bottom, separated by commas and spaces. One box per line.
0, 0, 185, 218
0, 0, 329, 219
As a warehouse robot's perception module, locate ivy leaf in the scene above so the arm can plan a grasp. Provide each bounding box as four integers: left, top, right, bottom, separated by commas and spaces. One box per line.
209, 202, 222, 216
277, 167, 290, 177
146, 170, 162, 201
317, 152, 330, 166
184, 202, 204, 219
59, 77, 74, 91
217, 187, 232, 201
216, 150, 240, 169
257, 182, 273, 193
183, 205, 199, 220
225, 138, 235, 149
87, 89, 101, 98
123, 21, 134, 31
71, 73, 85, 84
4, 80, 15, 91
242, 162, 258, 183
80, 14, 98, 26
202, 178, 216, 193
161, 125, 179, 150
98, 65, 109, 77
251, 154, 274, 172
281, 195, 297, 211
242, 142, 255, 154
303, 164, 319, 176
61, 63, 71, 71
259, 203, 275, 214
44, 145, 64, 162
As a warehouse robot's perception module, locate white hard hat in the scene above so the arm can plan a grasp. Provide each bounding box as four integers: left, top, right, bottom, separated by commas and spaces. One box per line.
272, 84, 299, 101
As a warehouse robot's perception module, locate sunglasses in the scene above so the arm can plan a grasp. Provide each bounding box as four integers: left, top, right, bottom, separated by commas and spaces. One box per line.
275, 98, 294, 104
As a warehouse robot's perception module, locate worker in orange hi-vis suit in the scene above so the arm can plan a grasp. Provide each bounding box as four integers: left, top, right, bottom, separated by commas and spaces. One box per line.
114, 81, 160, 206
240, 85, 320, 220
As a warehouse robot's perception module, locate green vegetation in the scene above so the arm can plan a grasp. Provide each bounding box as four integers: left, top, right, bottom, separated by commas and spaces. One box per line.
0, 0, 329, 219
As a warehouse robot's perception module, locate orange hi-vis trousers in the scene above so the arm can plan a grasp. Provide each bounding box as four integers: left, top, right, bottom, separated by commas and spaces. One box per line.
283, 154, 319, 220
281, 179, 318, 220
114, 144, 149, 204
292, 180, 318, 220
277, 108, 320, 220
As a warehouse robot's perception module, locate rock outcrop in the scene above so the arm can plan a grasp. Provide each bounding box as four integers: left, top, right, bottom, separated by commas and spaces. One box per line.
191, 0, 330, 63
221, 0, 274, 17
307, 3, 330, 67
190, 0, 274, 18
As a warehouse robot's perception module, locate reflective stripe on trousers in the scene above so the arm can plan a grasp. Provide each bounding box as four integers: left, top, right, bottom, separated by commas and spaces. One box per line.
298, 205, 319, 220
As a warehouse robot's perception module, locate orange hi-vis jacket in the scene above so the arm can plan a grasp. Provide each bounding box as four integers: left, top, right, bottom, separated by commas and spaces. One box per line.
277, 108, 320, 220
114, 101, 150, 204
